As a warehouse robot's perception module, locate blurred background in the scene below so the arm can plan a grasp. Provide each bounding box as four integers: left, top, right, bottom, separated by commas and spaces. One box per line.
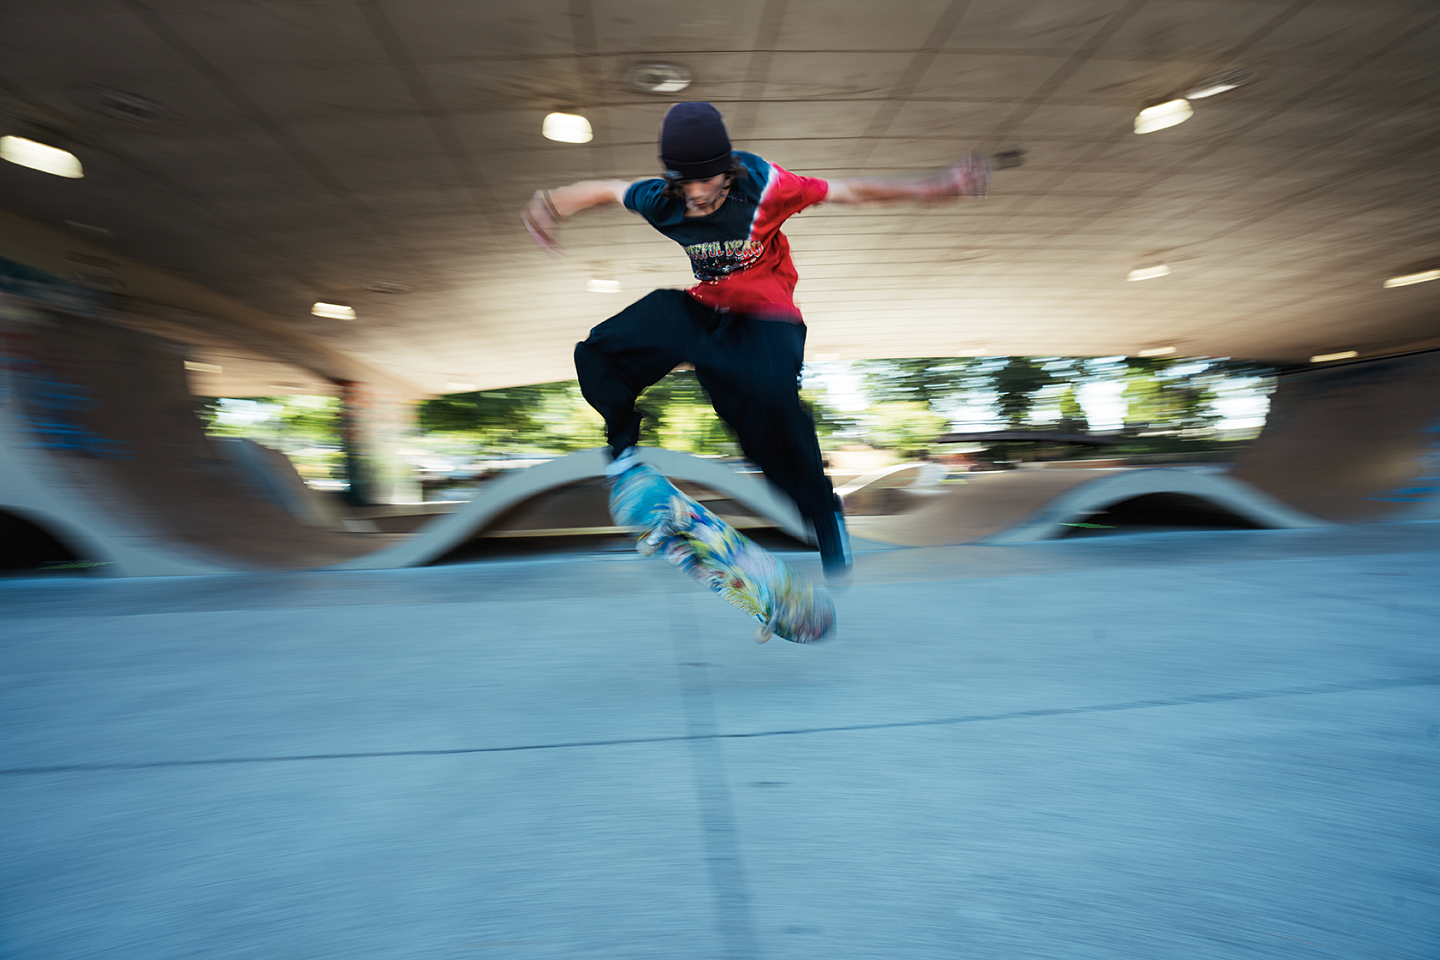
1, 0, 1437, 567
194, 354, 1278, 501
4, 5, 1439, 960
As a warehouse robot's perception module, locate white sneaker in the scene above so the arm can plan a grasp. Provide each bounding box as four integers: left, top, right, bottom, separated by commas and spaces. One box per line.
604, 446, 639, 478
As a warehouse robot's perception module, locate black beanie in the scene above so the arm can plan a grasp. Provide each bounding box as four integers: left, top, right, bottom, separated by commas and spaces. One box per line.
659, 102, 732, 180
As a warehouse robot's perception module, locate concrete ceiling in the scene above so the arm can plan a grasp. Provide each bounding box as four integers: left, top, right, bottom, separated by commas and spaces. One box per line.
1, 0, 1438, 396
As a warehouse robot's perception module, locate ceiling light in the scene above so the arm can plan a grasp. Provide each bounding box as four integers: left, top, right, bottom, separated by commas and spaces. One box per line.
627, 62, 692, 94
587, 279, 622, 293
1383, 269, 1440, 288
1185, 68, 1257, 100
1134, 99, 1192, 135
1310, 351, 1358, 363
543, 113, 593, 144
1138, 347, 1176, 357
64, 220, 113, 238
1127, 265, 1171, 281
0, 136, 83, 178
311, 302, 356, 320
184, 361, 222, 373
1185, 80, 1240, 99
66, 255, 122, 290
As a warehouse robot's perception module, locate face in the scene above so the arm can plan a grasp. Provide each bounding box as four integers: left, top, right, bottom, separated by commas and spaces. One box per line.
680, 173, 729, 212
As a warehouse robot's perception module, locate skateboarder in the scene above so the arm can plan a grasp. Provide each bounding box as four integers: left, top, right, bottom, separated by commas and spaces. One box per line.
522, 101, 988, 577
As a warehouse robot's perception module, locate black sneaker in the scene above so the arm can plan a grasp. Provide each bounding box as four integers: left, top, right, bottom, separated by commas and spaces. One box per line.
812, 510, 853, 580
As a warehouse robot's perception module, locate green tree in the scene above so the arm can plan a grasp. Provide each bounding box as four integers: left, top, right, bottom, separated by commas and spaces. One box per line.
416, 381, 603, 453
801, 385, 856, 447
196, 395, 346, 478
634, 370, 736, 454
991, 357, 1057, 426
863, 401, 949, 458
855, 357, 985, 407
197, 395, 343, 447
1120, 358, 1220, 436
1055, 385, 1089, 433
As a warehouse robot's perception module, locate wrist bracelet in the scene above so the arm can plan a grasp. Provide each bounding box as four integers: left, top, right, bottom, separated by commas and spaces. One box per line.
539, 189, 565, 221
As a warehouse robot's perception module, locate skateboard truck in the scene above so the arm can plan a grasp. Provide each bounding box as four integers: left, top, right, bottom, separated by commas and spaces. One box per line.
636, 495, 693, 556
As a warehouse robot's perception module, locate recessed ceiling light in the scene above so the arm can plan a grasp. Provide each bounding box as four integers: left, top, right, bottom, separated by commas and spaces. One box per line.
64, 220, 113, 238
1127, 265, 1171, 282
1134, 99, 1192, 135
1138, 346, 1176, 357
311, 301, 356, 320
64, 255, 123, 290
184, 361, 222, 373
543, 112, 593, 144
1310, 351, 1358, 363
586, 279, 622, 293
0, 136, 83, 178
1185, 68, 1258, 100
1383, 269, 1440, 288
627, 62, 692, 94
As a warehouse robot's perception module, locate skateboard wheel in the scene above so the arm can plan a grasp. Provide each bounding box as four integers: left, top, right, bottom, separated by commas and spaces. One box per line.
754, 625, 772, 644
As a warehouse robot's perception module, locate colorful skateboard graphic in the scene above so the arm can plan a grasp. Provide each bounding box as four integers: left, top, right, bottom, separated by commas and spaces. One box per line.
609, 462, 835, 644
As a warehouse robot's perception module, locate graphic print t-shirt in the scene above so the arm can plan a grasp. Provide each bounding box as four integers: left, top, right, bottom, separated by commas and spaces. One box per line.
623, 151, 829, 322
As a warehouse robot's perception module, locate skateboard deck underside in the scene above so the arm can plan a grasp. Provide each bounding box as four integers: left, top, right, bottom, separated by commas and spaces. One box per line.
609, 463, 834, 643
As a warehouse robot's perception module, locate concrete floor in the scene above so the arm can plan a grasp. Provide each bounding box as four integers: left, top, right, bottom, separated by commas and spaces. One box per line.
2, 524, 1438, 959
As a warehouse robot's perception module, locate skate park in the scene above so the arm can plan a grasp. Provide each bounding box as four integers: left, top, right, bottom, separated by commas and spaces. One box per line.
3, 2, 1440, 959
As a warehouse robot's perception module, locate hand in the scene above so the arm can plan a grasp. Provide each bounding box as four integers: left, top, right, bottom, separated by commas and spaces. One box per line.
930, 152, 990, 201
522, 191, 565, 255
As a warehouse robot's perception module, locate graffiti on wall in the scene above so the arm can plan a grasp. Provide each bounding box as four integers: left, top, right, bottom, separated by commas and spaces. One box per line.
0, 260, 132, 458
1368, 414, 1440, 505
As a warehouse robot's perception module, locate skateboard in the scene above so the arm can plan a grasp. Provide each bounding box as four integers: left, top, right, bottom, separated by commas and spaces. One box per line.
609, 461, 835, 644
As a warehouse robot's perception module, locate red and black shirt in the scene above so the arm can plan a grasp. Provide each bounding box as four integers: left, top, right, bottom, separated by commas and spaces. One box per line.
624, 151, 829, 322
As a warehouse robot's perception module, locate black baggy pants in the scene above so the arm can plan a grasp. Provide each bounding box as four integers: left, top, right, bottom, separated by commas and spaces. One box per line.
574, 289, 837, 526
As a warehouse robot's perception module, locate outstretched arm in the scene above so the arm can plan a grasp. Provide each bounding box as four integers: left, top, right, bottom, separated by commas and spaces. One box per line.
522, 179, 633, 253
823, 153, 989, 206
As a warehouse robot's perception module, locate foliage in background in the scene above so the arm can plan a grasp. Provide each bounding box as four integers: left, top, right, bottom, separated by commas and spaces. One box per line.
196, 395, 345, 478
859, 357, 984, 407
417, 380, 601, 453
839, 355, 1276, 459
202, 357, 1278, 479
1119, 357, 1220, 436
862, 401, 949, 458
991, 357, 1059, 426
635, 370, 736, 455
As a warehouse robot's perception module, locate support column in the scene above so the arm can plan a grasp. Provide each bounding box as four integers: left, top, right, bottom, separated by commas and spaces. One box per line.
337, 380, 421, 505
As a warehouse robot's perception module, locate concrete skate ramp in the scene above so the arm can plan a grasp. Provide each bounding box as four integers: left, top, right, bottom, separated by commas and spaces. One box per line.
1231, 351, 1440, 522
849, 468, 1322, 547
0, 307, 381, 576
836, 463, 949, 516
211, 437, 348, 530
333, 447, 808, 570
